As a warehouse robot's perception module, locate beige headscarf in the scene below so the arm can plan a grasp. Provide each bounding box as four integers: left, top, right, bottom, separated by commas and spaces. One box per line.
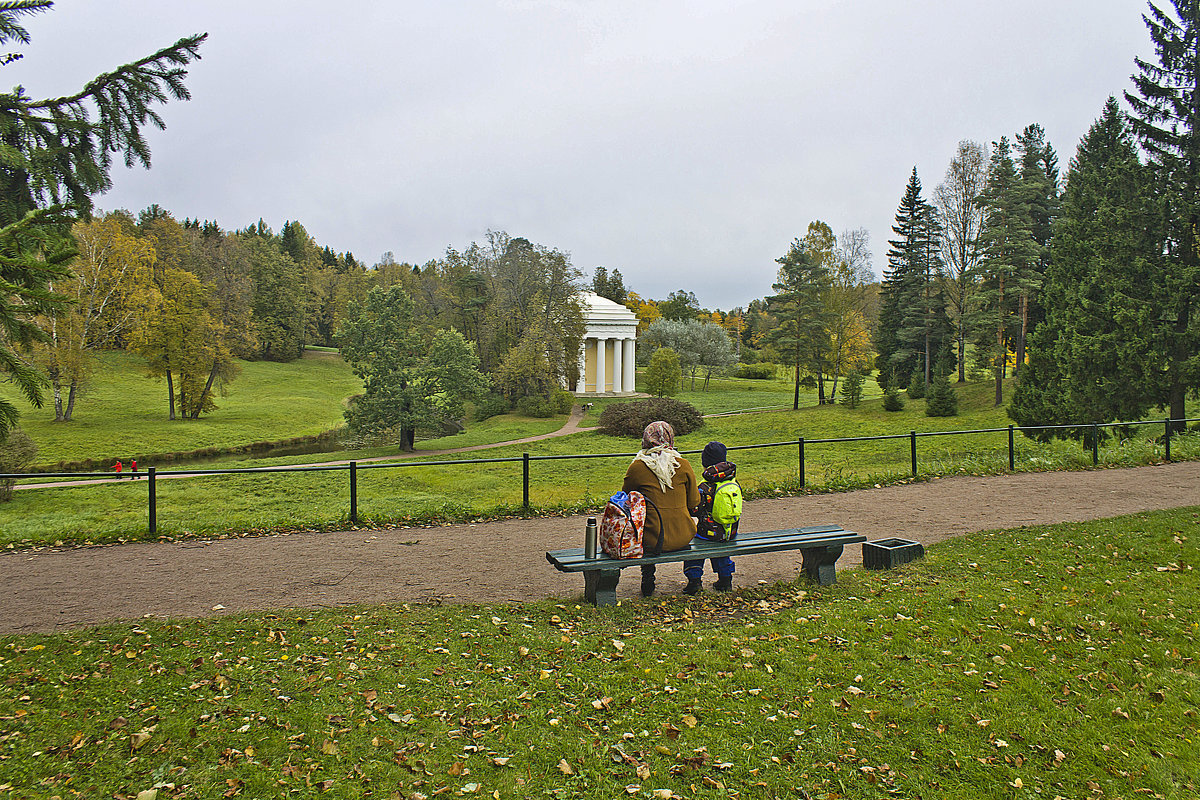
633, 421, 681, 492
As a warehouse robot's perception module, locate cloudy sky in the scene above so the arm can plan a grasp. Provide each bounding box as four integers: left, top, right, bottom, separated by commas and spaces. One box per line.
9, 1, 1152, 309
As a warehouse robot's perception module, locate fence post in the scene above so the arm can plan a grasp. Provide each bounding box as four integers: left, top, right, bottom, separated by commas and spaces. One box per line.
798, 437, 805, 487
1092, 424, 1099, 465
910, 430, 917, 477
523, 452, 530, 510
148, 467, 156, 534
1165, 418, 1172, 462
350, 461, 358, 524
1008, 425, 1015, 472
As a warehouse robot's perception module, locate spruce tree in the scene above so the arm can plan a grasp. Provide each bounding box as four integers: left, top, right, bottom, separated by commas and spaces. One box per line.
1013, 123, 1060, 374
1125, 0, 1200, 430
875, 168, 951, 390
1010, 98, 1164, 435
0, 2, 205, 434
974, 138, 1040, 406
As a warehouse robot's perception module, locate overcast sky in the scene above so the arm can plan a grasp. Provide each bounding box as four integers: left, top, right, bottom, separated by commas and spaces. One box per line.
9, 1, 1152, 309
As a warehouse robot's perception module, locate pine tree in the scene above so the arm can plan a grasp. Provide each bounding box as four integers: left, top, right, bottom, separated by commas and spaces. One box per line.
974, 138, 1040, 406
1125, 0, 1200, 430
0, 1, 204, 434
766, 225, 835, 409
876, 168, 951, 390
1013, 124, 1060, 374
1010, 98, 1165, 435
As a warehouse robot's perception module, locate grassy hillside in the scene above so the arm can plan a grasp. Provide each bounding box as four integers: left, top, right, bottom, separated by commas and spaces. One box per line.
0, 350, 362, 466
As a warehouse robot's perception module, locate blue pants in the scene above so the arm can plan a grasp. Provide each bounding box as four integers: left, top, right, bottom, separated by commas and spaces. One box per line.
683, 556, 734, 580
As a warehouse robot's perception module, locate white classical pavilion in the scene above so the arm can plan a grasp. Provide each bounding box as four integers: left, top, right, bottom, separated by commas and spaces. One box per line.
575, 292, 639, 395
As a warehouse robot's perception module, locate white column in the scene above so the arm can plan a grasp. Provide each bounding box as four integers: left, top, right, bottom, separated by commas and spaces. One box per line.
623, 338, 636, 393
595, 336, 607, 393
575, 340, 587, 393
612, 336, 623, 393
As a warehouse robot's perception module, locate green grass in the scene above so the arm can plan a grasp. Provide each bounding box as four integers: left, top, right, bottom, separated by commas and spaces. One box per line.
5, 377, 1200, 549
0, 351, 361, 467
2, 508, 1197, 798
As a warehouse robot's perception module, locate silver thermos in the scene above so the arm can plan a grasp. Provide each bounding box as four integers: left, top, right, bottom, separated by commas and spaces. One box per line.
584, 517, 598, 559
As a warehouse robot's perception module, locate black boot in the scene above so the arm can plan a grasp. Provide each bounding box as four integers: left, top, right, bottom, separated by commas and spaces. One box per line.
640, 566, 656, 597
714, 575, 733, 592
683, 578, 703, 596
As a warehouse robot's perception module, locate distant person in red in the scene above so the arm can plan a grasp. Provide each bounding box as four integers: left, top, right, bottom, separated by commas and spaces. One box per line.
130, 459, 138, 479
113, 460, 123, 477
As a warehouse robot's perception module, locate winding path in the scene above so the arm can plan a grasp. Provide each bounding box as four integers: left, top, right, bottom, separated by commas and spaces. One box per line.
3, 460, 1199, 635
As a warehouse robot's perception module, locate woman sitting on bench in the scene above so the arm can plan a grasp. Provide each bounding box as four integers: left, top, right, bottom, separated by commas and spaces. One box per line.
622, 421, 701, 598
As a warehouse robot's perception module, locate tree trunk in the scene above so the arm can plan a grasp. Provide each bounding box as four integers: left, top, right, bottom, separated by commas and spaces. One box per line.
792, 348, 801, 411
995, 276, 1006, 406
50, 368, 64, 422
64, 377, 78, 422
924, 332, 932, 387
166, 369, 176, 420
192, 361, 221, 419
816, 373, 826, 404
957, 330, 966, 383
400, 425, 415, 451
1015, 292, 1028, 377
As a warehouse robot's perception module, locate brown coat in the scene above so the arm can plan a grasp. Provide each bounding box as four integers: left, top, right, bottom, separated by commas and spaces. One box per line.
622, 456, 700, 554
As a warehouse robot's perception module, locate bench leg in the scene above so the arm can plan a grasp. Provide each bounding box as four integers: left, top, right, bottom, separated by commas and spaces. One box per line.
584, 569, 621, 606
802, 545, 844, 585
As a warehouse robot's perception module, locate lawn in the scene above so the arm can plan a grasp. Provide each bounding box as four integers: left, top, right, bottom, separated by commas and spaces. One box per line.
4, 377, 1199, 549
0, 350, 362, 469
1, 508, 1196, 798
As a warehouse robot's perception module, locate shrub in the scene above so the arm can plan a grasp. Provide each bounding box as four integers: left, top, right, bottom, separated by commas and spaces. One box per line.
598, 398, 703, 439
0, 428, 37, 502
925, 371, 958, 417
736, 362, 776, 380
840, 371, 864, 408
907, 364, 926, 399
882, 384, 905, 412
643, 347, 681, 397
473, 392, 511, 421
551, 387, 575, 415
515, 395, 554, 418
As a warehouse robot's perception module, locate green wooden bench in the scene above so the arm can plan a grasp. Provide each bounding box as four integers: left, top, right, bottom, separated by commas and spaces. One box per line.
546, 523, 865, 606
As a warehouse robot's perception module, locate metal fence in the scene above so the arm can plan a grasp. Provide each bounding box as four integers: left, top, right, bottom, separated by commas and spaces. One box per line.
4, 416, 1197, 534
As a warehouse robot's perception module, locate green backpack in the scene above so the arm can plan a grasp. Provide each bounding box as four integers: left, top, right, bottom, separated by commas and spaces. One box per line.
709, 478, 742, 540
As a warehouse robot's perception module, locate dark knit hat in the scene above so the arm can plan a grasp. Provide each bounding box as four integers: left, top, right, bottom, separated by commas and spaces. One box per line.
701, 441, 727, 468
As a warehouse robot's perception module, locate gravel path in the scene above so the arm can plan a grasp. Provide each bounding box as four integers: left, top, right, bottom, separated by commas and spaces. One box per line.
3, 460, 1199, 635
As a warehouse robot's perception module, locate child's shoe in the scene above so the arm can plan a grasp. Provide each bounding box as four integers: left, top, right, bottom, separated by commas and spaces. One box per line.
683, 578, 703, 596
714, 576, 733, 592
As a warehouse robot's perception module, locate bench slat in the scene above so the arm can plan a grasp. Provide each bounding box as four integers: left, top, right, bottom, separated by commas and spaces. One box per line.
547, 526, 863, 573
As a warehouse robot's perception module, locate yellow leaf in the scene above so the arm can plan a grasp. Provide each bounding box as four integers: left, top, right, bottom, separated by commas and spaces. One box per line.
557, 759, 575, 775
130, 731, 152, 751
321, 739, 338, 755
681, 715, 698, 728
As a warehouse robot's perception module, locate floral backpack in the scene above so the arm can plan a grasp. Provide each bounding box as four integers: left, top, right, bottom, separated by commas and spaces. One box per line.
598, 491, 647, 559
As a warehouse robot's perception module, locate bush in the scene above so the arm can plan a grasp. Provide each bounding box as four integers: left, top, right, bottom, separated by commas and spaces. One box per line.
473, 392, 511, 421
598, 398, 703, 439
515, 395, 555, 418
925, 371, 958, 417
551, 387, 575, 415
840, 371, 864, 408
907, 364, 926, 399
643, 347, 681, 397
0, 428, 37, 502
882, 384, 905, 412
735, 362, 776, 380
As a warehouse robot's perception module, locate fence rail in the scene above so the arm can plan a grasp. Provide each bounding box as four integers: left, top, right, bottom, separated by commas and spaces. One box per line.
4, 416, 1198, 535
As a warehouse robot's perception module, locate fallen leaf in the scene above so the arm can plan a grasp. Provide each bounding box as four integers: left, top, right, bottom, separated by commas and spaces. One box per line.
557, 759, 574, 775
681, 714, 698, 728
637, 764, 651, 780
321, 739, 338, 755
130, 731, 152, 751
136, 790, 158, 800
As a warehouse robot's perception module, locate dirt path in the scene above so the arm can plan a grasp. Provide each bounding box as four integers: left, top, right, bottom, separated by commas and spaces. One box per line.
4, 461, 1199, 635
